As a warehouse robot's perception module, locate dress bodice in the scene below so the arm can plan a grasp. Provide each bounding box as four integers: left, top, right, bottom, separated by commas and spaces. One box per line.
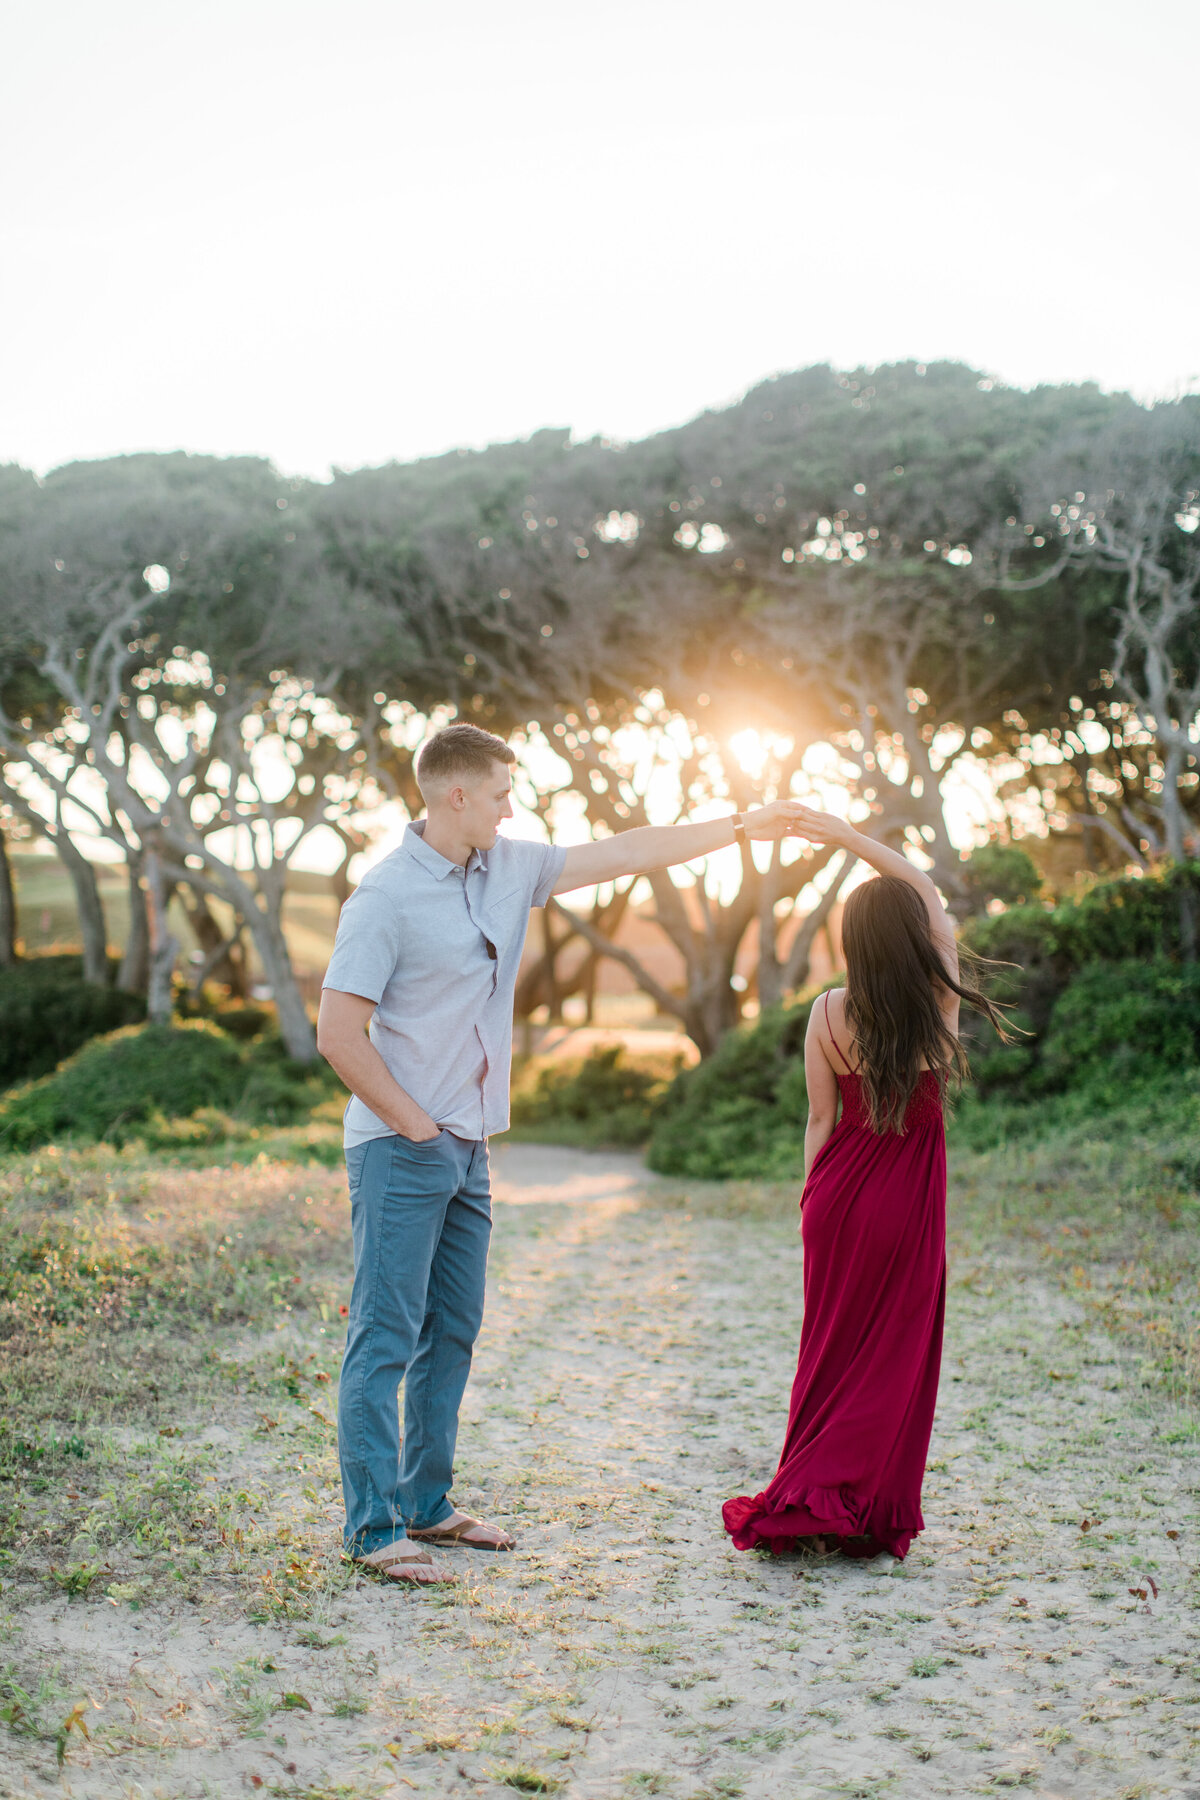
834, 1068, 944, 1133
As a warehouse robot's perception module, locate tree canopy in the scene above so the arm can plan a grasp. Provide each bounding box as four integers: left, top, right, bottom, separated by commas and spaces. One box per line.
2, 363, 1196, 1052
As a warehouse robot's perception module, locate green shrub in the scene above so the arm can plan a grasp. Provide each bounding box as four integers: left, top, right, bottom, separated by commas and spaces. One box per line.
961, 842, 1042, 913
963, 864, 1200, 1101
962, 903, 1072, 1046
209, 1002, 273, 1041
234, 1034, 341, 1125
0, 1014, 347, 1152
0, 1021, 246, 1150
136, 1105, 236, 1149
1039, 958, 1200, 1096
647, 999, 817, 1179
1061, 862, 1200, 965
507, 1044, 681, 1147
0, 956, 145, 1090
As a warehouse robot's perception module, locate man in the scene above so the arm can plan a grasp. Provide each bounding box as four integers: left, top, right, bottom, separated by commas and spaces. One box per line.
318, 722, 804, 1584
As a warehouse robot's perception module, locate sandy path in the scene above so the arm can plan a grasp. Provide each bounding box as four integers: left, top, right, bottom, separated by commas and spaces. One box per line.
8, 1143, 1200, 1799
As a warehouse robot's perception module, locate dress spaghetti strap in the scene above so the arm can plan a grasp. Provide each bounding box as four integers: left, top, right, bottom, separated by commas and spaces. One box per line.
822, 990, 855, 1074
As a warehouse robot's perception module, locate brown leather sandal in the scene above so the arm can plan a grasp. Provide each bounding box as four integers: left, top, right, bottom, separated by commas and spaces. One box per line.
407, 1510, 515, 1552
347, 1540, 456, 1583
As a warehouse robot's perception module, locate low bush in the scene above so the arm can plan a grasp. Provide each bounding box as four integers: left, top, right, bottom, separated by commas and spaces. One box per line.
963, 863, 1200, 1102
1038, 957, 1200, 1097
0, 1021, 343, 1152
233, 1035, 341, 1125
507, 1044, 683, 1147
645, 916, 1200, 1178
0, 956, 145, 1090
960, 842, 1042, 913
208, 1002, 273, 1041
0, 1021, 246, 1150
646, 999, 816, 1179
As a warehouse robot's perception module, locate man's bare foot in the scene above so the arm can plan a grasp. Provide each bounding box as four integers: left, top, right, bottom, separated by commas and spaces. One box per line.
349, 1540, 456, 1584
408, 1509, 516, 1551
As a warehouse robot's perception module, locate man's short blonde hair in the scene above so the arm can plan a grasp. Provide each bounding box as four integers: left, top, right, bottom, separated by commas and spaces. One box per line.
415, 723, 516, 797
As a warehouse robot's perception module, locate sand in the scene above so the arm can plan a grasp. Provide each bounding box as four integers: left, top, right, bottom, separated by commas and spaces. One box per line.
3, 1142, 1198, 1799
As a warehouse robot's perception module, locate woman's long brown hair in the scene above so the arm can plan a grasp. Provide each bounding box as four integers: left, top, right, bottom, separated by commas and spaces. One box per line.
839, 875, 1011, 1134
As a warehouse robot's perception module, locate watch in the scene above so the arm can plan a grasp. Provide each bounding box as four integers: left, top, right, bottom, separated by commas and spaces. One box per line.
732, 812, 747, 847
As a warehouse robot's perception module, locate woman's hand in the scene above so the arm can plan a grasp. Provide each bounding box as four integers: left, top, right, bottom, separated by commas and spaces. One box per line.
745, 798, 808, 841
783, 803, 861, 850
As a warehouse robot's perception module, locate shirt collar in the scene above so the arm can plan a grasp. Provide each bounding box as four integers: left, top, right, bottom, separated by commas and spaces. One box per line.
404, 819, 489, 880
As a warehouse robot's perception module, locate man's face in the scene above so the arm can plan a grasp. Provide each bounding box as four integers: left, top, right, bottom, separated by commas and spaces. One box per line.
458, 761, 514, 849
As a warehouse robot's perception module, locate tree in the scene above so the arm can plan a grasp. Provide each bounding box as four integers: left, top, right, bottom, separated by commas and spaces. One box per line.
0, 454, 410, 1056
985, 398, 1200, 947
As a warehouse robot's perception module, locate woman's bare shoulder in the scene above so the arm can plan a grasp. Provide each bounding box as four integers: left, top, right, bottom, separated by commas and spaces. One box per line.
806, 986, 845, 1028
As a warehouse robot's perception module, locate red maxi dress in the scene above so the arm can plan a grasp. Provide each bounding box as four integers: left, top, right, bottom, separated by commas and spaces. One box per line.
723, 996, 946, 1561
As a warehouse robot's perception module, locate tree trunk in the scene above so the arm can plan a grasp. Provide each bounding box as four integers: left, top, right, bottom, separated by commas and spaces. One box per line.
0, 827, 17, 965
683, 957, 741, 1059
540, 910, 563, 1023
1157, 746, 1198, 962
245, 904, 318, 1062
179, 884, 248, 995
143, 843, 179, 1022
53, 831, 109, 984
331, 847, 354, 908
118, 853, 150, 993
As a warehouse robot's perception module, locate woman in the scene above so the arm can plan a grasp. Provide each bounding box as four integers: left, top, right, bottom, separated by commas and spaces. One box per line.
723, 805, 1007, 1562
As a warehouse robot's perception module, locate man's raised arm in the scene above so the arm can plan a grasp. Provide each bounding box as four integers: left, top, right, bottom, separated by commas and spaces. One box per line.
552, 798, 806, 895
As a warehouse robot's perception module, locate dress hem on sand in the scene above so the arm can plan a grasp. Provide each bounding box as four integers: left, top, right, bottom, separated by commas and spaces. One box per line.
722, 1485, 922, 1561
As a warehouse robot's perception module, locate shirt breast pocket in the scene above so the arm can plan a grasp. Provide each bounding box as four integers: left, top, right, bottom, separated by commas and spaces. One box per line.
477, 889, 526, 959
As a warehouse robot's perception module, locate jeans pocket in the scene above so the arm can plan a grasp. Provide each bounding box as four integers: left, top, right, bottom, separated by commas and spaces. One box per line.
397, 1127, 450, 1154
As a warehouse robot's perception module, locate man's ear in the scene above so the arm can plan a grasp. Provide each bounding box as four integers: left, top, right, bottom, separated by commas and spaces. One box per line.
448, 783, 468, 812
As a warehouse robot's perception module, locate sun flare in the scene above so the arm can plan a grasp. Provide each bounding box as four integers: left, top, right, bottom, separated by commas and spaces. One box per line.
728, 728, 795, 782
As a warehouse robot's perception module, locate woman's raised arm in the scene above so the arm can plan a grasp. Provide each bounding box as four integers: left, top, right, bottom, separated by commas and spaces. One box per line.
786, 804, 959, 985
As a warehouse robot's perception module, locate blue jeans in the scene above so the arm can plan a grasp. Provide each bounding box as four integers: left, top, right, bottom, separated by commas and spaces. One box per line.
338, 1129, 491, 1554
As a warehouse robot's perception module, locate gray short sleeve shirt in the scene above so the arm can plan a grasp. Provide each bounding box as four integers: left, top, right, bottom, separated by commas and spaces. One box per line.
322, 822, 566, 1146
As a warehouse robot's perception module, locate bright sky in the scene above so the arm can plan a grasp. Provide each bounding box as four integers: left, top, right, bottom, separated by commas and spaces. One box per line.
2, 0, 1196, 481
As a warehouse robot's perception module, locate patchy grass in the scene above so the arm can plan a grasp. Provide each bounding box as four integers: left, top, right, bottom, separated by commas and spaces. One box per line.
0, 1127, 1198, 1796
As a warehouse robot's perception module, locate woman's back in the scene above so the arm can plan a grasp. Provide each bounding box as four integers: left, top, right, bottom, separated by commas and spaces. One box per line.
818, 989, 944, 1135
